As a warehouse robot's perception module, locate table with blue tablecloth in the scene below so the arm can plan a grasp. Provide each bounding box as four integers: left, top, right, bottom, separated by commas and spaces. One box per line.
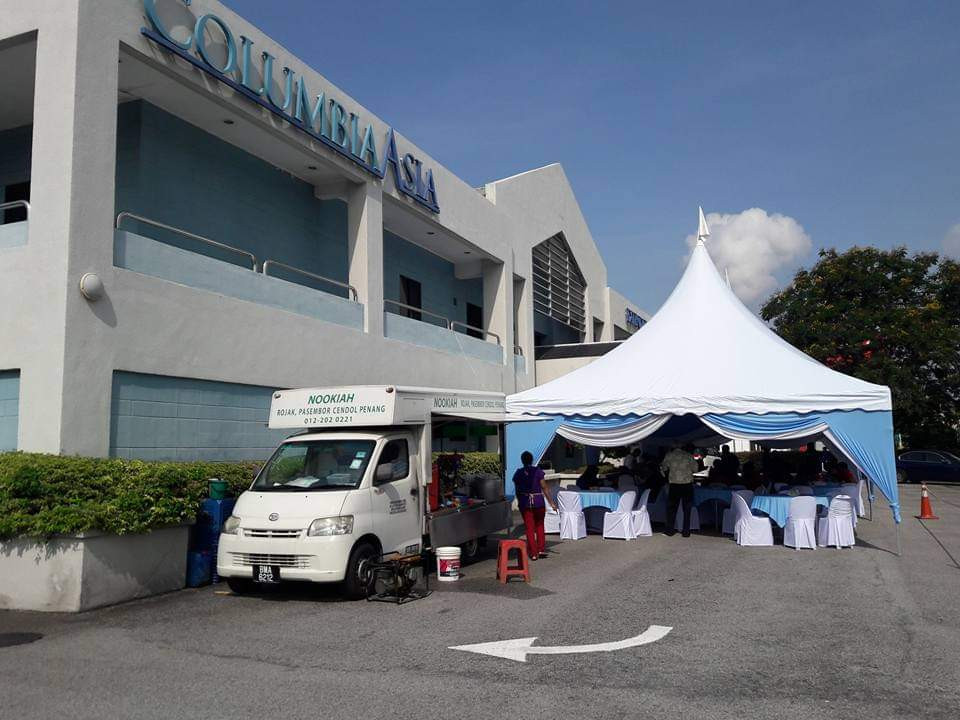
575, 490, 624, 512
691, 486, 735, 526
693, 487, 734, 506
568, 490, 624, 533
750, 495, 830, 527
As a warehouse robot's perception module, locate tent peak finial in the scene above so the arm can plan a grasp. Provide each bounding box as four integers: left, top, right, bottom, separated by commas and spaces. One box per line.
697, 206, 710, 243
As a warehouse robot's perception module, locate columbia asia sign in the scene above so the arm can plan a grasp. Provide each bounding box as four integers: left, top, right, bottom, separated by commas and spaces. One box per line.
140, 0, 440, 212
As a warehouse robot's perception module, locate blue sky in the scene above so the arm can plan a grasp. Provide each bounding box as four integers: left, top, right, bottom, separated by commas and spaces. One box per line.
223, 0, 960, 312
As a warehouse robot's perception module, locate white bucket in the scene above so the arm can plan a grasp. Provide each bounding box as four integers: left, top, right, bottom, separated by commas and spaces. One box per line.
435, 546, 461, 582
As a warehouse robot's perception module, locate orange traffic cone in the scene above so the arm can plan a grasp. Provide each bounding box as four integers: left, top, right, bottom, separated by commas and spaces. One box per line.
917, 483, 939, 520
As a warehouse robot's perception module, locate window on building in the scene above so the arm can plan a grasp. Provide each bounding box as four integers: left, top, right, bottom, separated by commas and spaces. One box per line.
2, 181, 29, 224
399, 275, 422, 321
532, 234, 586, 338
466, 302, 483, 339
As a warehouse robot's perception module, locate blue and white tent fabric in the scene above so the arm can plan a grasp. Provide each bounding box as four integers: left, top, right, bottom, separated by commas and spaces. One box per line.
505, 223, 900, 522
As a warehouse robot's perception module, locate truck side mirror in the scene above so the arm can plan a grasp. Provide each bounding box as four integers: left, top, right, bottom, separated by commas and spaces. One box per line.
375, 463, 394, 484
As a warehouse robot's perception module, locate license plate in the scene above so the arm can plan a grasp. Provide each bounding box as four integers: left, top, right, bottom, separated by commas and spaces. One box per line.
252, 565, 280, 584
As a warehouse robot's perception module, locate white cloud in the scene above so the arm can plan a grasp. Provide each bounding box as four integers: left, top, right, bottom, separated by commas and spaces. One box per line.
943, 223, 960, 259
685, 208, 812, 305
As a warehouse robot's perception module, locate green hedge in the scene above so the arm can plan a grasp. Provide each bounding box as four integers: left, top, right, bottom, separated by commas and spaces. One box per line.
0, 452, 260, 540
1, 450, 505, 540
432, 451, 503, 477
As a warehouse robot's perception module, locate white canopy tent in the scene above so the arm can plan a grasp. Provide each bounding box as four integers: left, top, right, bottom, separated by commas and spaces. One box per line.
505, 210, 900, 525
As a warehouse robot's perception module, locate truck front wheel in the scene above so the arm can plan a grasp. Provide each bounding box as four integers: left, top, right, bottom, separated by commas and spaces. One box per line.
344, 541, 378, 600
461, 538, 480, 560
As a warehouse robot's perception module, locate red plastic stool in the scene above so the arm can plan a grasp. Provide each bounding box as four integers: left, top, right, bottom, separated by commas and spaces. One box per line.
497, 539, 531, 584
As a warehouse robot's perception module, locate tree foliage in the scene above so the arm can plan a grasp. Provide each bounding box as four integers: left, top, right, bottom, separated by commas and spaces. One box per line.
761, 246, 960, 448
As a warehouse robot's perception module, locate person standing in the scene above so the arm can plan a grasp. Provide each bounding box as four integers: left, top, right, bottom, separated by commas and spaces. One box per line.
719, 445, 740, 479
512, 451, 558, 560
660, 443, 698, 537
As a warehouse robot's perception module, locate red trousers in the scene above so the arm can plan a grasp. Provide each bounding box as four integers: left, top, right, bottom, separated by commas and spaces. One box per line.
521, 507, 547, 558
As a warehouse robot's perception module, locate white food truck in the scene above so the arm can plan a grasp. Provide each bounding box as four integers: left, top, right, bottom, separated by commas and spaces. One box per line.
217, 385, 514, 598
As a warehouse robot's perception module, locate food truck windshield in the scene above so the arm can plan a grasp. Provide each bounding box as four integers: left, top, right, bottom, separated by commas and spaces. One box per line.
252, 439, 376, 491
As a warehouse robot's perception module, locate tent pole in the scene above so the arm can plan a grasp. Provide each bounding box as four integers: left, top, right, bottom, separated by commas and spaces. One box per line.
896, 523, 902, 557
867, 475, 874, 522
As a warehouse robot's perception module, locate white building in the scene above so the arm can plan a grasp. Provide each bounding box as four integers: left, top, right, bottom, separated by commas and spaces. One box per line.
0, 0, 647, 461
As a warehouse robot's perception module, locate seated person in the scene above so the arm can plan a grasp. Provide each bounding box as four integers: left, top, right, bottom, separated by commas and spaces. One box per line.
741, 460, 761, 490
718, 446, 740, 477
762, 448, 787, 486
576, 464, 599, 490
832, 461, 854, 484
707, 464, 723, 485
797, 451, 820, 483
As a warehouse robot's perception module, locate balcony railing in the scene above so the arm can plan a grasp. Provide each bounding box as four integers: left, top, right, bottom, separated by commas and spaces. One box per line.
114, 212, 506, 349
116, 212, 256, 270
382, 301, 501, 345
115, 212, 356, 302
0, 200, 30, 223
262, 260, 358, 301
0, 200, 30, 249
384, 299, 450, 328
451, 321, 500, 345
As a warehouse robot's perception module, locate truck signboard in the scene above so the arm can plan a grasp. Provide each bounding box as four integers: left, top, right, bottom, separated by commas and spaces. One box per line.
268, 386, 506, 429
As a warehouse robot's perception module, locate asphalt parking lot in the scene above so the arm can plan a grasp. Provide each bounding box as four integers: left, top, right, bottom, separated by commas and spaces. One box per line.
2, 483, 959, 720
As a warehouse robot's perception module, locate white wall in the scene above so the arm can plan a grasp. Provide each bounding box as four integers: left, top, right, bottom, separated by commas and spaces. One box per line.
535, 356, 600, 385
484, 164, 610, 343
603, 287, 649, 341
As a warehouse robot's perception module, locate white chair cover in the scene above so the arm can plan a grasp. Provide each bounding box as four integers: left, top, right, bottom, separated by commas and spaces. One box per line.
617, 476, 637, 492
544, 484, 560, 534
784, 496, 818, 549
840, 483, 861, 526
557, 491, 587, 540
722, 490, 754, 535
631, 488, 653, 537
856, 478, 867, 518
817, 495, 856, 548
603, 490, 637, 540
732, 493, 773, 546
648, 487, 668, 524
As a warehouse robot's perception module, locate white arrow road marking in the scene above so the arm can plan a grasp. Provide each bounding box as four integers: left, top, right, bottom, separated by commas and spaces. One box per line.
448, 625, 672, 663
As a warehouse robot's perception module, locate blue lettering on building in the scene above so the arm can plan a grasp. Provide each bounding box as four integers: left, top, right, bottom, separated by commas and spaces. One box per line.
625, 308, 645, 330
140, 1, 439, 213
